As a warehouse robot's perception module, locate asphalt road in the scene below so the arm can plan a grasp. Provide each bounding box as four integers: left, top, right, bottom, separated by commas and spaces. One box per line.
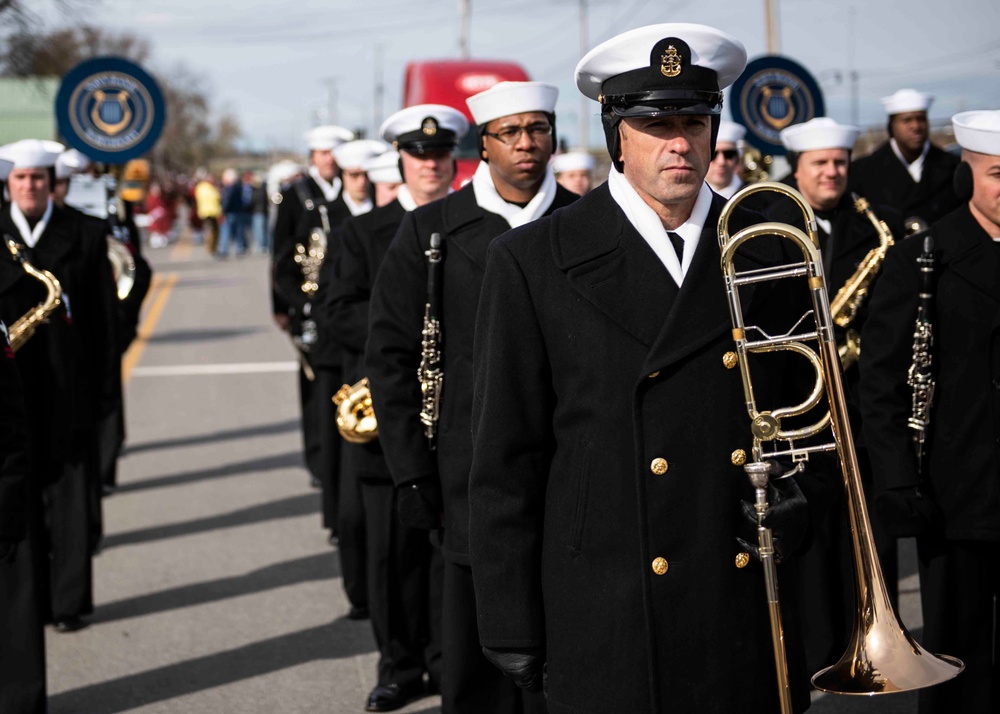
44, 239, 925, 713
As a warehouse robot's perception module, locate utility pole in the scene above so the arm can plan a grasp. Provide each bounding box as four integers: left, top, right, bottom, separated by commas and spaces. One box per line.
579, 0, 589, 149
848, 6, 859, 126
459, 0, 471, 59
764, 0, 780, 54
322, 77, 338, 125
374, 44, 385, 137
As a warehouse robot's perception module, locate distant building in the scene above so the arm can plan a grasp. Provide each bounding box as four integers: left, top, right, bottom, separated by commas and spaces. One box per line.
0, 77, 60, 144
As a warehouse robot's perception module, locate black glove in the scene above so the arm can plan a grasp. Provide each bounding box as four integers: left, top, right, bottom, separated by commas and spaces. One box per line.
0, 541, 17, 564
738, 464, 809, 563
875, 485, 942, 538
396, 477, 443, 530
482, 646, 545, 693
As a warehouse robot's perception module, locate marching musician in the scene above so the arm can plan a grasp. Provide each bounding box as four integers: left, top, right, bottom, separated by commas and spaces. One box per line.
325, 103, 468, 712
366, 82, 576, 713
468, 24, 822, 713
363, 149, 403, 207
0, 139, 118, 634
0, 287, 46, 712
767, 117, 902, 674
851, 89, 962, 226
860, 109, 1000, 714
706, 119, 746, 198
272, 124, 354, 544
552, 150, 595, 195
332, 140, 386, 218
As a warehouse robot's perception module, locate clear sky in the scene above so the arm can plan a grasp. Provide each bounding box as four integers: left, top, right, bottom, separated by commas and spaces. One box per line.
34, 0, 1000, 154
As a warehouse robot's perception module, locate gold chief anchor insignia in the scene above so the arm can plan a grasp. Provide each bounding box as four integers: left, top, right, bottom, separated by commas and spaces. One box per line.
91, 89, 133, 136
660, 46, 681, 78
759, 86, 795, 131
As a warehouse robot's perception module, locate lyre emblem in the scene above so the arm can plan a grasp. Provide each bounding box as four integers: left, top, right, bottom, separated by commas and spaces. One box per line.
759, 87, 795, 130
660, 46, 682, 78
90, 90, 133, 136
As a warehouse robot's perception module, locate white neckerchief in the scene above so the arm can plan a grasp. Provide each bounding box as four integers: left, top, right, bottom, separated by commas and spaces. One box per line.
309, 166, 342, 202
471, 161, 557, 229
396, 185, 418, 212
10, 199, 54, 249
890, 138, 931, 183
607, 167, 712, 287
714, 174, 743, 199
343, 192, 372, 216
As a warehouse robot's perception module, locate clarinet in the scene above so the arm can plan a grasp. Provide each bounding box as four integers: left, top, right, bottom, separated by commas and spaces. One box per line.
906, 233, 936, 474
417, 232, 444, 451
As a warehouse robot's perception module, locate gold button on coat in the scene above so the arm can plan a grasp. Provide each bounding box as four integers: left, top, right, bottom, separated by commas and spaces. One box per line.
723, 351, 738, 369
652, 557, 669, 575
650, 458, 668, 475
735, 552, 750, 569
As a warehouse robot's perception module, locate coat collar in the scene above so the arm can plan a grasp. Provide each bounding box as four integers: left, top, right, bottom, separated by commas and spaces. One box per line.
938, 205, 1000, 302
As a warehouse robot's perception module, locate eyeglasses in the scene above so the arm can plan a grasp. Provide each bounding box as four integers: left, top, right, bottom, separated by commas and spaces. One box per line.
483, 123, 553, 146
713, 149, 739, 161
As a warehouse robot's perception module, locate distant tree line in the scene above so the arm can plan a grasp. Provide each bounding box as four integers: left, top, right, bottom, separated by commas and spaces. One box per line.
0, 3, 241, 173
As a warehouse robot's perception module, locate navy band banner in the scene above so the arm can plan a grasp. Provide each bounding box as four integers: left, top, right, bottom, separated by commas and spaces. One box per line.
55, 56, 166, 164
730, 56, 825, 156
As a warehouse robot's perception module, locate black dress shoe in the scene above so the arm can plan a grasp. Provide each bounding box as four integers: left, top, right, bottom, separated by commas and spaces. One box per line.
53, 616, 89, 633
365, 682, 423, 712
347, 606, 370, 621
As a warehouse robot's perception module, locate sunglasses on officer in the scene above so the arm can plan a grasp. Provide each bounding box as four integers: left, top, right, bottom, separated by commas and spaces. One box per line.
713, 148, 739, 161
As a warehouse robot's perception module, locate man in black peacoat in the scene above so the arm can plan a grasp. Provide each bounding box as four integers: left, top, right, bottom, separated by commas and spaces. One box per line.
366, 83, 577, 713
850, 89, 961, 227
860, 112, 1000, 714
272, 125, 354, 540
468, 24, 828, 714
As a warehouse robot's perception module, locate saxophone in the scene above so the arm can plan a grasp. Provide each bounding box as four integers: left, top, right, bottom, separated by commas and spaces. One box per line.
829, 193, 895, 370
333, 378, 378, 444
293, 226, 326, 296
5, 237, 63, 352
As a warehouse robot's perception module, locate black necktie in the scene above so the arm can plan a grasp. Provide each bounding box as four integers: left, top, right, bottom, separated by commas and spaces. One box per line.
667, 232, 685, 263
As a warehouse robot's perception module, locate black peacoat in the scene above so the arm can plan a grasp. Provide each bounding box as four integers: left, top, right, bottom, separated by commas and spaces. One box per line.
324, 199, 407, 483
0, 205, 117, 464
860, 204, 1000, 539
365, 182, 578, 564
850, 142, 961, 226
468, 184, 820, 714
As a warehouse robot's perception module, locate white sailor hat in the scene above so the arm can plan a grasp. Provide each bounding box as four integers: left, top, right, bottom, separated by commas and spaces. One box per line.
0, 158, 12, 181
380, 104, 469, 153
552, 151, 595, 174
881, 89, 933, 116
268, 160, 303, 186
952, 110, 1000, 156
780, 117, 859, 153
466, 81, 559, 126
717, 120, 746, 145
576, 23, 746, 117
0, 139, 66, 169
304, 125, 354, 151
333, 140, 389, 171
55, 148, 91, 180
364, 150, 402, 185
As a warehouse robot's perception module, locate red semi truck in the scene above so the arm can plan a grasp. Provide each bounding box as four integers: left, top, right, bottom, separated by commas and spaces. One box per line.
402, 59, 530, 186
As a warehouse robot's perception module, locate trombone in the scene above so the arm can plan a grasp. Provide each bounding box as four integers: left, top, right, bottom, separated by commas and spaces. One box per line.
717, 182, 962, 712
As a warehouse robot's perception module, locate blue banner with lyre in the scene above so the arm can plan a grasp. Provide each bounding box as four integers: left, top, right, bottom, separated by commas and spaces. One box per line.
729, 56, 825, 156
55, 56, 166, 164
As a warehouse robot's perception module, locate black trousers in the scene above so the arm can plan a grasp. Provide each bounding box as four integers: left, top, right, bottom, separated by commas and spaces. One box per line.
0, 490, 46, 714
441, 560, 546, 714
917, 538, 998, 714
307, 365, 341, 532
360, 481, 437, 689
337, 442, 368, 612
38, 454, 93, 620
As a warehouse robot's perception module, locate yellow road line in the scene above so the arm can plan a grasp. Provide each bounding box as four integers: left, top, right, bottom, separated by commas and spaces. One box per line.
122, 272, 178, 383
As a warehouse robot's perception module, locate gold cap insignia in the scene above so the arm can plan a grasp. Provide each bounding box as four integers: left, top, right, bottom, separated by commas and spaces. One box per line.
421, 117, 438, 136
661, 45, 682, 78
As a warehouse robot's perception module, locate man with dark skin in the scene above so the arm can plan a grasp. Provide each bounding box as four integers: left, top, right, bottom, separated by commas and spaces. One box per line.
366, 82, 577, 713
851, 88, 961, 226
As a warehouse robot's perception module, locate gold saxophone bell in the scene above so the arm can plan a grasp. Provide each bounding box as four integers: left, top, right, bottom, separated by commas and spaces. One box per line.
5, 237, 63, 352
718, 182, 962, 711
333, 378, 378, 444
